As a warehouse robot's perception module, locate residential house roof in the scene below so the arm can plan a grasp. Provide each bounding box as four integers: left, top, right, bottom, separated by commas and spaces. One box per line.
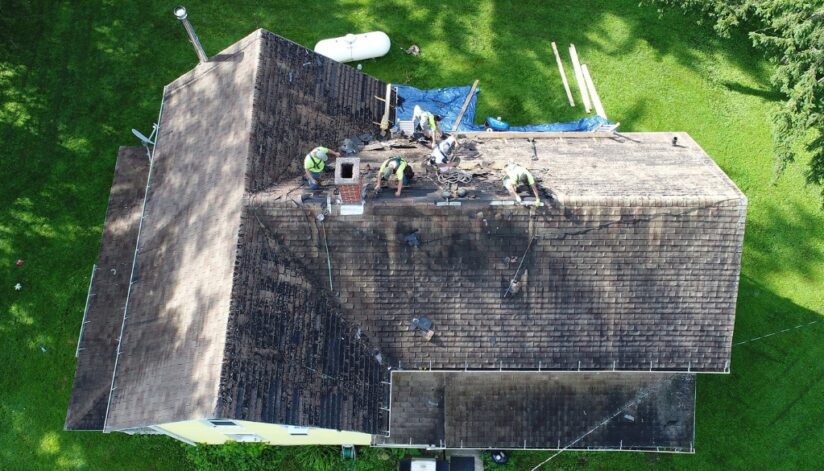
67, 29, 745, 452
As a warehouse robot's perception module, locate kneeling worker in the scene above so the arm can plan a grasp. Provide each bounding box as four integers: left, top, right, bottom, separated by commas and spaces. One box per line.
503, 163, 542, 206
376, 156, 413, 197
304, 146, 340, 190
429, 134, 458, 169
412, 105, 442, 149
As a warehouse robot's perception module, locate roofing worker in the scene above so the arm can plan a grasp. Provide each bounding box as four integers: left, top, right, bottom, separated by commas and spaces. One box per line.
428, 134, 458, 169
303, 146, 340, 190
412, 105, 442, 149
375, 155, 413, 197
503, 163, 542, 206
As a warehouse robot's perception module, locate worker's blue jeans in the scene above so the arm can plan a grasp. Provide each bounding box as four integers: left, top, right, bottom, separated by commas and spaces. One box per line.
307, 172, 321, 190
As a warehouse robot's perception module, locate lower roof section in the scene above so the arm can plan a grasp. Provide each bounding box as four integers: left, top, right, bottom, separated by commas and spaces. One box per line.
66, 147, 149, 430
378, 371, 695, 452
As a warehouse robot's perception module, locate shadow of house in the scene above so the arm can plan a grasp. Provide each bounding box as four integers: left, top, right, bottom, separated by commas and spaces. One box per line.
66, 28, 747, 453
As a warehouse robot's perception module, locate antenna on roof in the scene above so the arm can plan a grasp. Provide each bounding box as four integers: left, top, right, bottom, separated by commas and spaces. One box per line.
173, 5, 208, 64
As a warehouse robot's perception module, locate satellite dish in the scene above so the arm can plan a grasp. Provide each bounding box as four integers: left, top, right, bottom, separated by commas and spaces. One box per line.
132, 128, 154, 146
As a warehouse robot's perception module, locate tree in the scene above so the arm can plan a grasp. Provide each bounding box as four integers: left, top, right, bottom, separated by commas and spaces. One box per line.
645, 1, 824, 204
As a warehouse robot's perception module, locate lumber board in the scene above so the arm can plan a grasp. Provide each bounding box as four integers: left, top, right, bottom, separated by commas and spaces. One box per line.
379, 83, 392, 135
581, 65, 607, 120
552, 42, 575, 107
451, 79, 480, 132
569, 44, 592, 113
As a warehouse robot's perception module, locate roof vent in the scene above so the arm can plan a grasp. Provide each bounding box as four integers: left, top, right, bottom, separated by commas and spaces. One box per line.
173, 6, 208, 64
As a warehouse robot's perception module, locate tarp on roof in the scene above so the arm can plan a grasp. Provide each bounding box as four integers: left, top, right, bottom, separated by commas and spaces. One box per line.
395, 84, 611, 132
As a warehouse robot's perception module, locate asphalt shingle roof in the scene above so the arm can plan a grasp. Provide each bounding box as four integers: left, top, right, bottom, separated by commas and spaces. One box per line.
380, 372, 695, 451
67, 29, 745, 445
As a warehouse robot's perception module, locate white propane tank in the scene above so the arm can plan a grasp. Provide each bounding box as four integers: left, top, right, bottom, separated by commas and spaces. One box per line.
314, 31, 391, 63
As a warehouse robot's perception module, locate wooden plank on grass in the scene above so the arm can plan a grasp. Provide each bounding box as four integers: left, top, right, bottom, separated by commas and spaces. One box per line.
552, 42, 575, 107
569, 44, 592, 113
451, 79, 480, 132
581, 65, 607, 120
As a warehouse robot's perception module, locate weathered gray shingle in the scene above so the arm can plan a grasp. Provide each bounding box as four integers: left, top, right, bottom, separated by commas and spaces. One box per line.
252, 187, 744, 372
381, 372, 695, 451
65, 147, 149, 431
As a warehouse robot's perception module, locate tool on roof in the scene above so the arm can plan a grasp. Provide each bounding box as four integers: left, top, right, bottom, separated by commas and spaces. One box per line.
503, 236, 537, 298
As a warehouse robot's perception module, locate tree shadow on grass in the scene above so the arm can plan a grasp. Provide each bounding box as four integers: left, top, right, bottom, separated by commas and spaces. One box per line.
0, 1, 200, 469
719, 81, 784, 102
743, 198, 824, 282
693, 275, 824, 469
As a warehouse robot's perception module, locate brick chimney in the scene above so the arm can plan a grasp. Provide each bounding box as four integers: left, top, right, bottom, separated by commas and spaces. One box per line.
335, 157, 362, 204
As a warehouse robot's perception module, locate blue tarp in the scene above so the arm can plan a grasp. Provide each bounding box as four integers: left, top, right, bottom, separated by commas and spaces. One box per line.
395, 84, 612, 133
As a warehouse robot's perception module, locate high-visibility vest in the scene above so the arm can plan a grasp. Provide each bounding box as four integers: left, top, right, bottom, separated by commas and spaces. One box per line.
506, 166, 535, 186
414, 107, 437, 132
380, 157, 408, 179
304, 147, 328, 172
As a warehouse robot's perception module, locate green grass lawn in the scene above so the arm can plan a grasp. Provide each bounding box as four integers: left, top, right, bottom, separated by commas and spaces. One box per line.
1, 1, 822, 470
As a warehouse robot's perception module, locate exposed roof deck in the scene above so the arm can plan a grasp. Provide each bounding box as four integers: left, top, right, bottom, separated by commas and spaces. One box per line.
275, 131, 744, 207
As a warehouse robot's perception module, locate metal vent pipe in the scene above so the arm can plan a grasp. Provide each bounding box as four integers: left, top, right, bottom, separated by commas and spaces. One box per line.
173, 6, 208, 63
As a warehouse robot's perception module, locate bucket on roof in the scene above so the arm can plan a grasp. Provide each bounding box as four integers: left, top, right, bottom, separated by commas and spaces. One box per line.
314, 31, 391, 63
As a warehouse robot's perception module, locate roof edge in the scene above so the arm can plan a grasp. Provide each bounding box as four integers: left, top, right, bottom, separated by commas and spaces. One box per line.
209, 31, 267, 421
165, 28, 265, 94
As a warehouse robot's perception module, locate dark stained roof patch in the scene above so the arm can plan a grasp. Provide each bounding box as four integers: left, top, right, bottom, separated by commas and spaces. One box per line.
380, 372, 695, 451
250, 155, 745, 372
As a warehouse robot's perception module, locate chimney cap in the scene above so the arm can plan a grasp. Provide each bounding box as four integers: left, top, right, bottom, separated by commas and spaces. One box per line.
173, 5, 188, 20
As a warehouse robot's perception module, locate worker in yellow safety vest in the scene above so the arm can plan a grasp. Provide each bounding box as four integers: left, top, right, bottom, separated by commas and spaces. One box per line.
503, 163, 542, 206
304, 146, 340, 189
412, 105, 442, 149
375, 156, 414, 197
